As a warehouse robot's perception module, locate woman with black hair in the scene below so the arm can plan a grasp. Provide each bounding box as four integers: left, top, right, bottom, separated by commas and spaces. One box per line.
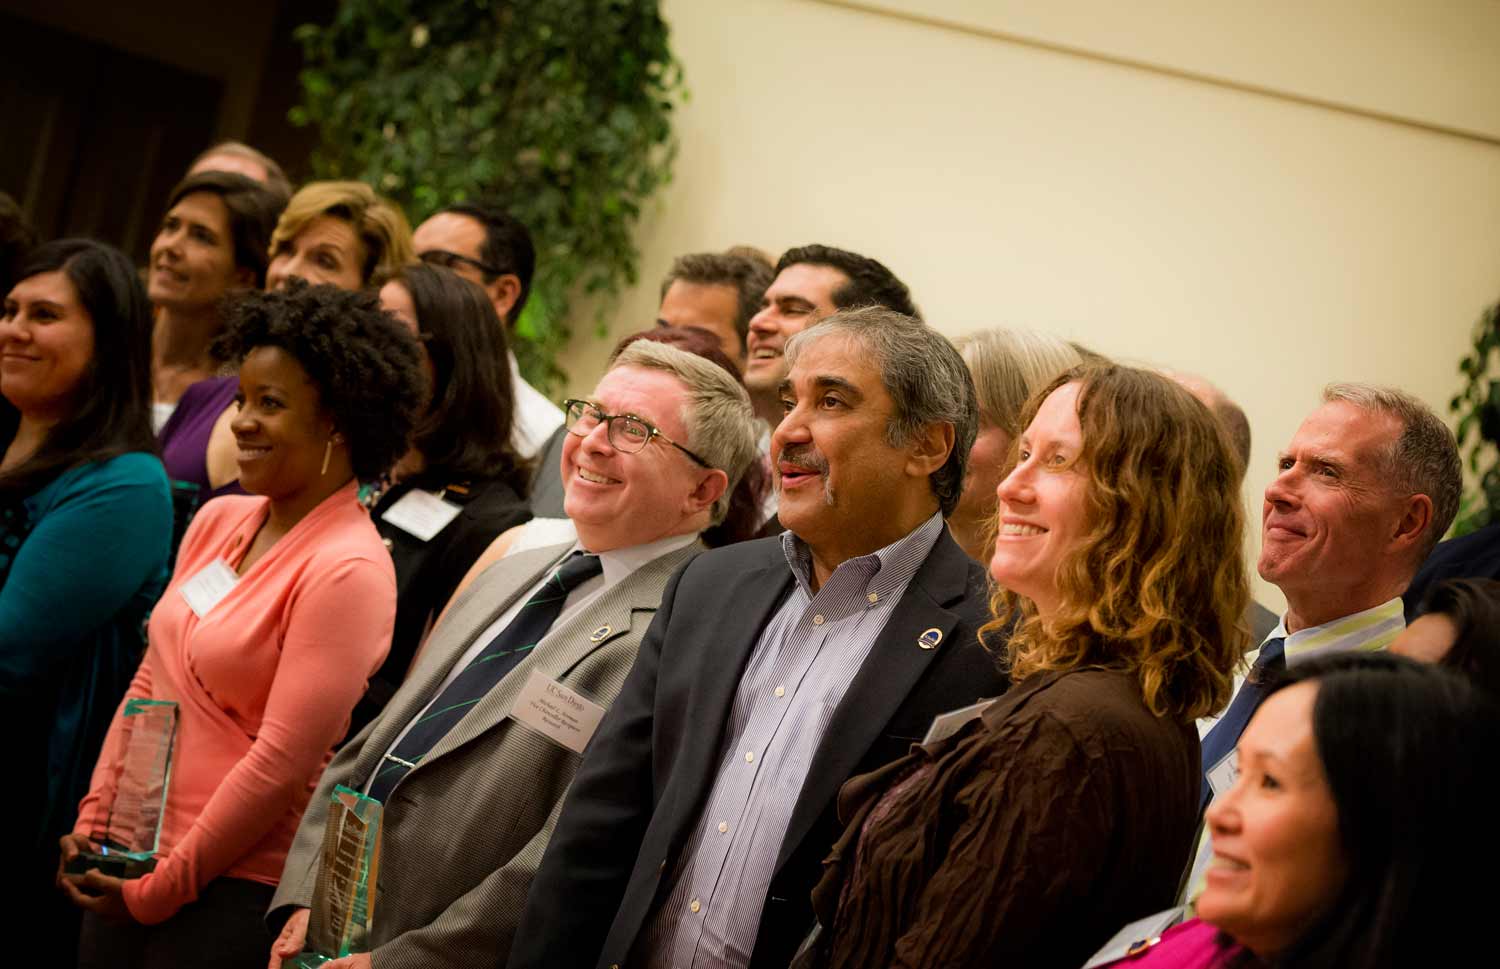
2, 239, 173, 939
1392, 577, 1500, 699
60, 282, 426, 968
1090, 652, 1499, 968
153, 170, 287, 507
343, 264, 534, 737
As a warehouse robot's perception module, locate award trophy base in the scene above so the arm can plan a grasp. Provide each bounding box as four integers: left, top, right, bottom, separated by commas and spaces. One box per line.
64, 849, 158, 879
289, 954, 334, 968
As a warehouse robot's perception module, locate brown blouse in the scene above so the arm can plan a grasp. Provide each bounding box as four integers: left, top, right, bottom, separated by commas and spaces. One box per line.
806, 667, 1201, 969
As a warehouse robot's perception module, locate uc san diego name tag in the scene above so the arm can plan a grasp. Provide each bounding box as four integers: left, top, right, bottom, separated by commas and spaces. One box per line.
381, 489, 462, 542
179, 560, 239, 619
508, 670, 607, 753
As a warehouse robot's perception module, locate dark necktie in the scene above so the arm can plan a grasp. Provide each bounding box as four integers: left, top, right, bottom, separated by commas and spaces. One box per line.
367, 551, 604, 803
1198, 636, 1287, 808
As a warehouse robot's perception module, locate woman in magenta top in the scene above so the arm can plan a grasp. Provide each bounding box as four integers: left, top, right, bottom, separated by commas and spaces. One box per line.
62, 282, 426, 968
1091, 654, 1497, 969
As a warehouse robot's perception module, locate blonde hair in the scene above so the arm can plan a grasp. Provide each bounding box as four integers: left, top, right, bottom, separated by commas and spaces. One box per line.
269, 181, 413, 285
981, 365, 1250, 721
956, 328, 1082, 436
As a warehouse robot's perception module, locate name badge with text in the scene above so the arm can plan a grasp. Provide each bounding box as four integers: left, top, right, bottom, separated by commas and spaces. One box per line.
508, 670, 607, 753
922, 698, 996, 745
381, 490, 462, 542
179, 560, 240, 619
1207, 749, 1239, 800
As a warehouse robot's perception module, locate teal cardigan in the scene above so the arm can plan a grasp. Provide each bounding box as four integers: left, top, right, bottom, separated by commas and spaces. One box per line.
1, 452, 172, 857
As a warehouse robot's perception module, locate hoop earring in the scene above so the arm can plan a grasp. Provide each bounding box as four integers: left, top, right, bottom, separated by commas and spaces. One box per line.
321, 439, 333, 477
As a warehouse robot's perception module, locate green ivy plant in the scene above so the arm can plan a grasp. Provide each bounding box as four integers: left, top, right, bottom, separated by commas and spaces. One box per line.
290, 0, 685, 395
1450, 302, 1500, 535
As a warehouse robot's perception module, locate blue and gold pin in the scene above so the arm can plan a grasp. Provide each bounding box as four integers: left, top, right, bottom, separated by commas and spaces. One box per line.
918, 628, 943, 650
589, 624, 612, 643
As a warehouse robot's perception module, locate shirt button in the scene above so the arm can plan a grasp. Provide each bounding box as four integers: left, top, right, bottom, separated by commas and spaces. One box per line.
690, 898, 701, 913
774, 686, 785, 698
745, 751, 755, 763
813, 614, 825, 625
718, 821, 729, 833
867, 592, 879, 603
382, 537, 394, 549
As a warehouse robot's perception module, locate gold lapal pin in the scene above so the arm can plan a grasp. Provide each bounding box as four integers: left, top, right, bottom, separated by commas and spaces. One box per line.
589, 625, 612, 642
918, 628, 943, 650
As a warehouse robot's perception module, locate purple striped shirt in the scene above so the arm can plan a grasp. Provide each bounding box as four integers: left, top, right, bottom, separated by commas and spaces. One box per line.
638, 513, 945, 969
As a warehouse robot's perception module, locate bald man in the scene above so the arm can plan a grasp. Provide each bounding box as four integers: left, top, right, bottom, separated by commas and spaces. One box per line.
1168, 371, 1277, 642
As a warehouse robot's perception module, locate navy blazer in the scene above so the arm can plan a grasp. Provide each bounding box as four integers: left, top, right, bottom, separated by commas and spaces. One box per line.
507, 527, 1008, 969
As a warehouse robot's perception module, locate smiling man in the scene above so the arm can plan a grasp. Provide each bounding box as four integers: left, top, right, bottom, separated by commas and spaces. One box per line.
266, 341, 758, 969
411, 203, 562, 459
1197, 383, 1460, 797
508, 306, 1007, 969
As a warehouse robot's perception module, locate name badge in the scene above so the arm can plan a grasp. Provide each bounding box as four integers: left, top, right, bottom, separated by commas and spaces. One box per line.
179, 560, 239, 619
1207, 748, 1239, 800
1081, 906, 1186, 968
381, 489, 462, 542
508, 670, 607, 754
921, 698, 995, 745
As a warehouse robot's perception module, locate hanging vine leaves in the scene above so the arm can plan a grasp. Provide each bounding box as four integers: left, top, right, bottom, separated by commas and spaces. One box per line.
1450, 302, 1500, 535
291, 0, 685, 395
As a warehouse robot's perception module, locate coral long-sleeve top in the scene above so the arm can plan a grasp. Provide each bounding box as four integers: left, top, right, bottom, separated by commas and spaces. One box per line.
74, 482, 395, 925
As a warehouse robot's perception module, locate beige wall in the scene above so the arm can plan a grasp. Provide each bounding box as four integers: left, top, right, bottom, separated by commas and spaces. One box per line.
557, 0, 1500, 612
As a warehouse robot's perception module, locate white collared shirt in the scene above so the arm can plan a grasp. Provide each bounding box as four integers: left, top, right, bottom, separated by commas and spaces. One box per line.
368, 530, 698, 785
509, 352, 565, 459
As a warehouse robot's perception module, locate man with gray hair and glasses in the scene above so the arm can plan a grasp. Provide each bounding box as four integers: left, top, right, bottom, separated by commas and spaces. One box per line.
509, 307, 1008, 969
1180, 382, 1461, 899
267, 341, 759, 969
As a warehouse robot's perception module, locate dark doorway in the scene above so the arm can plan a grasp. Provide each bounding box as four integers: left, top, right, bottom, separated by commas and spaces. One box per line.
0, 11, 222, 262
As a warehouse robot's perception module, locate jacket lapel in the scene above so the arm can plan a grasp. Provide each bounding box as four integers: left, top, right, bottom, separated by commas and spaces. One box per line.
353, 543, 571, 777
773, 530, 975, 872
653, 541, 796, 839
414, 541, 706, 772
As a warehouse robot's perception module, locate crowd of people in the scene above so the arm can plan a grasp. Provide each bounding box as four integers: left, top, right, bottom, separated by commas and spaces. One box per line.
3, 138, 1498, 969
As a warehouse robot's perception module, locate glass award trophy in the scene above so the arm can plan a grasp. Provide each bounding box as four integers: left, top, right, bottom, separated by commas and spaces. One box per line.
293, 785, 383, 968
66, 698, 179, 878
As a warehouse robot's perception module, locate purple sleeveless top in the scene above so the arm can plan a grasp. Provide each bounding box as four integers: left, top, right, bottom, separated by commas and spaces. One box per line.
157, 376, 246, 501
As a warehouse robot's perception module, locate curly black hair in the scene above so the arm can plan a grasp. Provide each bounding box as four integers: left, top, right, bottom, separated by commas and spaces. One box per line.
211, 281, 426, 481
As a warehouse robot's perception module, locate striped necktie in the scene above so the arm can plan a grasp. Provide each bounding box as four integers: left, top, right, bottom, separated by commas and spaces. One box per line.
367, 551, 604, 803
1198, 636, 1286, 808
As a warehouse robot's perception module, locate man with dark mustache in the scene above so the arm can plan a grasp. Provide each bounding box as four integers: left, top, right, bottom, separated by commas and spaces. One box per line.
508, 307, 1007, 969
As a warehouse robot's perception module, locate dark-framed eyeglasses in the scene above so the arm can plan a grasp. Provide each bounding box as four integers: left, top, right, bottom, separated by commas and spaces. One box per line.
418, 248, 505, 278
562, 399, 713, 469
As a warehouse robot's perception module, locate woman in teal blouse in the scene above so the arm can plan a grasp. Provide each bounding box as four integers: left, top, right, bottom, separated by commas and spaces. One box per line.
1, 239, 172, 941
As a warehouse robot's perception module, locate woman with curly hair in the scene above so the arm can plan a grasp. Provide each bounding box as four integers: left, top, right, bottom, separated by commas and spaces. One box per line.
798, 365, 1249, 969
60, 282, 426, 968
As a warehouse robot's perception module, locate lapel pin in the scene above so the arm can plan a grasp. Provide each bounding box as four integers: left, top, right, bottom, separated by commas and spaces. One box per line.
589, 624, 613, 643
918, 628, 943, 650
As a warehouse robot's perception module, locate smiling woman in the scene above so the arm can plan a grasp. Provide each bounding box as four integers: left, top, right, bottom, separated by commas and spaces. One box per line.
799, 365, 1249, 969
1092, 653, 1500, 968
63, 283, 426, 969
152, 171, 288, 527
0, 239, 171, 945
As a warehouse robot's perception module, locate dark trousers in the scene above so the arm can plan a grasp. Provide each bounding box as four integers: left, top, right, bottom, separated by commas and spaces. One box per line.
76, 877, 275, 969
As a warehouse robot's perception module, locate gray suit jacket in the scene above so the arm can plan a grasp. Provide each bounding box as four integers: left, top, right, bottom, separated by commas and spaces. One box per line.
269, 538, 703, 969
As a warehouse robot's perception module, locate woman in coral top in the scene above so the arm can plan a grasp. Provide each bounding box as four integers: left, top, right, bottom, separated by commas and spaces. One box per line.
61, 282, 425, 968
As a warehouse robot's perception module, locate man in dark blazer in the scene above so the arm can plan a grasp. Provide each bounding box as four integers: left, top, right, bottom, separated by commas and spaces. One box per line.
266, 342, 761, 969
509, 307, 1009, 969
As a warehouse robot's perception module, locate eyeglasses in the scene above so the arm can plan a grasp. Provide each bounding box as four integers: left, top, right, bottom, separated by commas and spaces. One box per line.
562, 399, 713, 469
418, 248, 505, 278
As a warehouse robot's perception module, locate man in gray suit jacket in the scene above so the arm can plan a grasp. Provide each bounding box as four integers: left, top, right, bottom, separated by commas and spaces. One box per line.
266, 341, 760, 969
